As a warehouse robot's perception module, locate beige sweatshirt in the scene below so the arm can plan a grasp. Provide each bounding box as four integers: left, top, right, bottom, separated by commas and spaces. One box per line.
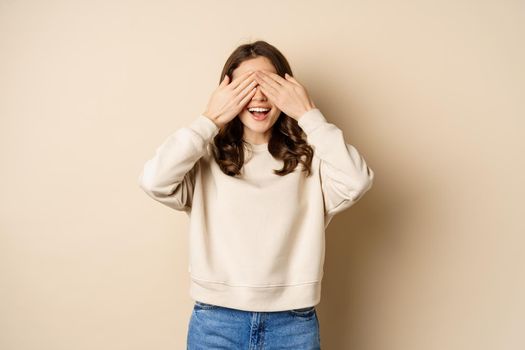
138, 108, 374, 312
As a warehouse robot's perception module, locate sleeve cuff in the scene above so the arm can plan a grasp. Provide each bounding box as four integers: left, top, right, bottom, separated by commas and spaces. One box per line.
297, 108, 327, 134
189, 114, 220, 140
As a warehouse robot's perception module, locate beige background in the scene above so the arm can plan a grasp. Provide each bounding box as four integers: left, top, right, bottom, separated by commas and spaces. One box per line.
1, 0, 523, 349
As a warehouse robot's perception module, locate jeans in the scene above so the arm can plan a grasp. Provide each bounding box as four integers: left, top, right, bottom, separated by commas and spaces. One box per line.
187, 301, 322, 349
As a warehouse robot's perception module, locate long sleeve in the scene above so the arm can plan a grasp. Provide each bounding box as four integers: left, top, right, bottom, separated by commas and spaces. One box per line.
138, 114, 220, 212
297, 108, 374, 223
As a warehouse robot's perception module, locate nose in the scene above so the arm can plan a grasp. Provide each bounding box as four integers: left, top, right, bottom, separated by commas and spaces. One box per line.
252, 84, 267, 100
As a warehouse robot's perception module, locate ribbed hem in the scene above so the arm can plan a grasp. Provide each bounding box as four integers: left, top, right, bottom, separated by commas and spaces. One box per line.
189, 276, 321, 312
297, 108, 327, 135
189, 114, 220, 141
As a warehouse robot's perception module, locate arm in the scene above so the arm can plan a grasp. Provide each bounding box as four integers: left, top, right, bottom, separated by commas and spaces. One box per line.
138, 114, 220, 212
297, 108, 375, 218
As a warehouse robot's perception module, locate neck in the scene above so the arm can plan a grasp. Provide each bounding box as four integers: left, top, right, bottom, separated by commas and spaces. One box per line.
243, 130, 270, 145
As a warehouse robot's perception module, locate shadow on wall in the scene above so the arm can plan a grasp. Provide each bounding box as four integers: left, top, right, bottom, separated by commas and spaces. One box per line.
320, 163, 418, 348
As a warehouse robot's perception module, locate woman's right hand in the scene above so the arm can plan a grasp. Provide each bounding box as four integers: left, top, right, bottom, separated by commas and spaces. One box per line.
202, 70, 258, 128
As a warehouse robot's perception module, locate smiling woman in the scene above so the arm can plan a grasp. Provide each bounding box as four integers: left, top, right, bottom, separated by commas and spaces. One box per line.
207, 41, 317, 177
228, 55, 284, 143
138, 39, 375, 350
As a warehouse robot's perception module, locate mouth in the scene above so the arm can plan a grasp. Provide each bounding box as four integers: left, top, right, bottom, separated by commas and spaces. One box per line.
247, 107, 271, 121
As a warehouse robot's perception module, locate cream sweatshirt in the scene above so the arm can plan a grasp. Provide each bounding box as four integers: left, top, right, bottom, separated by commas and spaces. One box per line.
138, 108, 374, 312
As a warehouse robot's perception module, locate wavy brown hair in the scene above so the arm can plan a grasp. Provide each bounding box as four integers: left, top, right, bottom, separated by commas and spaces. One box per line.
211, 40, 314, 177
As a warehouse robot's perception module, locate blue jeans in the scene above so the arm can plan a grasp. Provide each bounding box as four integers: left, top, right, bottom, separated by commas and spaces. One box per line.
187, 301, 322, 349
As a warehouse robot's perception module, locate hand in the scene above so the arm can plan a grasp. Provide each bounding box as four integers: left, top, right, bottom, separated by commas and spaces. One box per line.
203, 70, 258, 128
254, 70, 317, 120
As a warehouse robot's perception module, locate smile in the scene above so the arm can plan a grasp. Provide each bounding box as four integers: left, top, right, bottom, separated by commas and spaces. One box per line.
247, 107, 270, 121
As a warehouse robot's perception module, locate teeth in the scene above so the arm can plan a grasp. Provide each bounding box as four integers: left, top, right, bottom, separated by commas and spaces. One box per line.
248, 107, 270, 113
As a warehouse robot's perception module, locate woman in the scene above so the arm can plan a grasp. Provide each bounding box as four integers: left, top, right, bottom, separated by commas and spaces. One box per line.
138, 40, 374, 349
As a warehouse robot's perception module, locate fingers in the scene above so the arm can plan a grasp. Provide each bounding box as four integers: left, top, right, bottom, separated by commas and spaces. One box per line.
285, 73, 301, 86
230, 70, 255, 90
254, 71, 279, 99
220, 74, 230, 86
232, 74, 257, 103
233, 75, 258, 105
259, 70, 289, 86
233, 76, 257, 102
257, 83, 278, 103
238, 85, 258, 106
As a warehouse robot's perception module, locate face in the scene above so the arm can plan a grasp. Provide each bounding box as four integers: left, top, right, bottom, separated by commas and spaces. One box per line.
231, 56, 281, 144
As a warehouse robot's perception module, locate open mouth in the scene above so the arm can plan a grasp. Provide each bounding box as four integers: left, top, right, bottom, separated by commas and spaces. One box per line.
247, 107, 271, 121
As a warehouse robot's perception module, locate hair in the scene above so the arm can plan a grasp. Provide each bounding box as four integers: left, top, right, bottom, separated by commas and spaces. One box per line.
211, 40, 314, 178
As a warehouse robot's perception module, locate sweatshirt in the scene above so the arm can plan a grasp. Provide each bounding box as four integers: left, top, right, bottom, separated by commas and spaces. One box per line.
138, 108, 374, 312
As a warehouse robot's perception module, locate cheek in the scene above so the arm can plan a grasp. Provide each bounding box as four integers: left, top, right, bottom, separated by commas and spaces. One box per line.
237, 110, 252, 123
239, 109, 251, 118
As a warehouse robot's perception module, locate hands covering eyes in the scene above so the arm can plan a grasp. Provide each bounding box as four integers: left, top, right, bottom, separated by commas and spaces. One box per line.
203, 70, 317, 128
253, 70, 316, 120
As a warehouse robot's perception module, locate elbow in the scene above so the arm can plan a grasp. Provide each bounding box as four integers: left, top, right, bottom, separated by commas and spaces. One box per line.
138, 180, 160, 199
138, 170, 163, 198
139, 180, 169, 200
138, 179, 188, 211
346, 144, 375, 199
351, 166, 374, 201
138, 171, 152, 193
138, 171, 188, 210
362, 166, 375, 191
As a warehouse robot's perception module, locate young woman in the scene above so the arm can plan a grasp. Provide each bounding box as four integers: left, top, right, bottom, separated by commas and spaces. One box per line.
138, 40, 374, 349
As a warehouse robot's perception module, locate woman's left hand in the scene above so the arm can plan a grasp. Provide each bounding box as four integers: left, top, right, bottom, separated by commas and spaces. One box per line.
254, 70, 317, 120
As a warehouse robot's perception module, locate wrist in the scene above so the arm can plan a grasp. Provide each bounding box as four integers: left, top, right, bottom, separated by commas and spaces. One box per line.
202, 112, 222, 129
296, 106, 316, 121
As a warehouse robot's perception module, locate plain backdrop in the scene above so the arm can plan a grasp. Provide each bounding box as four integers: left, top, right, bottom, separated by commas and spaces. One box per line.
1, 0, 524, 349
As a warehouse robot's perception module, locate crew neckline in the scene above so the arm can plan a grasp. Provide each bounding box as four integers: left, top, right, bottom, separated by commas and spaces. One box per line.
244, 141, 269, 152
